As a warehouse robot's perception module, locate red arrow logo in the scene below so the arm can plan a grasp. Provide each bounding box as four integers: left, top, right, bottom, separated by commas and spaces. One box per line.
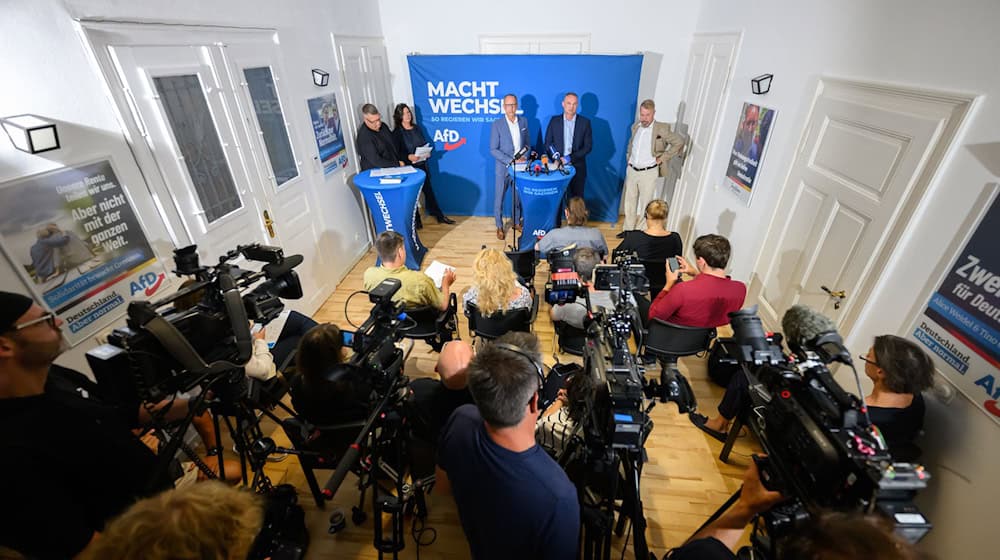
444, 137, 467, 151
144, 273, 165, 297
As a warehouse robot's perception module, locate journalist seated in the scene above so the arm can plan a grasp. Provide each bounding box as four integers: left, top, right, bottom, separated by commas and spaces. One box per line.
549, 247, 615, 329
535, 367, 595, 458
648, 233, 746, 326
436, 332, 580, 559
692, 334, 934, 461
0, 291, 223, 558
364, 230, 456, 311
536, 196, 609, 257
80, 481, 264, 560
666, 459, 920, 560
612, 199, 682, 262
463, 247, 532, 315
408, 339, 475, 444
287, 322, 369, 426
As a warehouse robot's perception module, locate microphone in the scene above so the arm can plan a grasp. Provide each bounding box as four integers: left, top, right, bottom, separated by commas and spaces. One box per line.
550, 149, 570, 175
781, 305, 852, 365
510, 145, 528, 165
540, 154, 550, 174
531, 162, 542, 176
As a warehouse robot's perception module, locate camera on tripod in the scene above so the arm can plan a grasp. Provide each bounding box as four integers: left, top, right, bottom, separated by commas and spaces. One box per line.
543, 247, 587, 305
725, 307, 932, 554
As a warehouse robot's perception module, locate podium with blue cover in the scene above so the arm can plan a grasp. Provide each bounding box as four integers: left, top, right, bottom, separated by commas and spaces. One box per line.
507, 165, 576, 249
353, 168, 428, 269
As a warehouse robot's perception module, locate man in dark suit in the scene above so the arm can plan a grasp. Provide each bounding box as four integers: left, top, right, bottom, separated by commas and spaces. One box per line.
489, 94, 531, 240
544, 92, 593, 199
356, 103, 404, 171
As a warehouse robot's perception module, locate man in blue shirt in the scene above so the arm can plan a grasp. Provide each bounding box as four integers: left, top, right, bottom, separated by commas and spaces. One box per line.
544, 92, 592, 199
436, 332, 580, 559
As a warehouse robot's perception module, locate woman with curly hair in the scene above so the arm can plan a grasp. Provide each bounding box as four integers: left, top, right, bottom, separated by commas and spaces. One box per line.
462, 247, 532, 316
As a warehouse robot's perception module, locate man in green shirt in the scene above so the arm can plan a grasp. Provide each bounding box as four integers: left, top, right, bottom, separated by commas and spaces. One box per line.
363, 231, 456, 310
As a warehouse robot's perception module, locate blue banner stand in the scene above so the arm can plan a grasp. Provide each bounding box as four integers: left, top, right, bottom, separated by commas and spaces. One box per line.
508, 166, 575, 249
353, 169, 428, 270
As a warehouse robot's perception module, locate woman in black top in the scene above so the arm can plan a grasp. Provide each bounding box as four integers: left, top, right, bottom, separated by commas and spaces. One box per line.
613, 199, 682, 261
392, 103, 454, 224
861, 334, 935, 461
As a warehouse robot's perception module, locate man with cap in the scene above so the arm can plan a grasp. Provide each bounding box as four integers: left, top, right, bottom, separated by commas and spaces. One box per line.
0, 291, 176, 558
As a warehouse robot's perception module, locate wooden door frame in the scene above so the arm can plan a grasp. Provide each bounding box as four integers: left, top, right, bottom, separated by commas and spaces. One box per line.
670, 31, 741, 245
748, 77, 976, 332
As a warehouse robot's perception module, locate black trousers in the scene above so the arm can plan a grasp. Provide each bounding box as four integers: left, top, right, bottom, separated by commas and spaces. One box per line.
415, 162, 444, 218
718, 370, 748, 420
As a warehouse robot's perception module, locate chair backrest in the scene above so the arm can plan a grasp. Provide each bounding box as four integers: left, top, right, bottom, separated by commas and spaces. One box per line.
640, 259, 667, 295
466, 303, 532, 340
505, 248, 537, 285
645, 319, 717, 359
554, 320, 588, 356
402, 305, 441, 338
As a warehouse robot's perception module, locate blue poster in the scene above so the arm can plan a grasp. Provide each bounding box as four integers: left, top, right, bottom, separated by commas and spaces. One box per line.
407, 55, 643, 222
307, 93, 348, 175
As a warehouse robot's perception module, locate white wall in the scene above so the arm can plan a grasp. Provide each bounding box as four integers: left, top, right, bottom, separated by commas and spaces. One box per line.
0, 0, 383, 371
377, 0, 700, 124
689, 1, 1000, 557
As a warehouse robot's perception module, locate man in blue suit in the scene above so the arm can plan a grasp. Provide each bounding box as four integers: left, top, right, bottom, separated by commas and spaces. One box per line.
544, 92, 592, 199
490, 94, 530, 240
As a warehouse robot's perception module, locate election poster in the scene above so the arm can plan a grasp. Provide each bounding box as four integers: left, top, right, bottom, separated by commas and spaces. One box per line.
724, 102, 776, 206
0, 159, 168, 345
307, 93, 348, 175
909, 189, 1000, 425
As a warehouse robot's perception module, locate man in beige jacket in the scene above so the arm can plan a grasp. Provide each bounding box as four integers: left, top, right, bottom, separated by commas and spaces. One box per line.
621, 99, 685, 234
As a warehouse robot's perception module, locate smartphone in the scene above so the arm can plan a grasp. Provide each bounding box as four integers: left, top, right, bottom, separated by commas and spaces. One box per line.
668, 257, 680, 272
342, 330, 355, 346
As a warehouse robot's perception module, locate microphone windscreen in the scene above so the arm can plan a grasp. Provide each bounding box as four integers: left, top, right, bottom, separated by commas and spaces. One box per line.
781, 304, 837, 346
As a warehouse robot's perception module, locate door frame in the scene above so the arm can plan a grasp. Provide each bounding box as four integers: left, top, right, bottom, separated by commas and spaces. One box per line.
748, 77, 976, 332
670, 31, 741, 244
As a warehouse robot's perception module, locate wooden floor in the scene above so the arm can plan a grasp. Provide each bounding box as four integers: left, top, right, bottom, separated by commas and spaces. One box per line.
262, 216, 761, 559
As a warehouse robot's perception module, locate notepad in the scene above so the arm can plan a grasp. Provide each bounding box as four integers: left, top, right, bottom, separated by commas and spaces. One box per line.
424, 260, 455, 289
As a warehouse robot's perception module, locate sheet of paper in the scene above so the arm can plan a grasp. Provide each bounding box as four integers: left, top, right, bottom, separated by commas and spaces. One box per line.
369, 165, 420, 177
414, 144, 433, 158
379, 178, 402, 184
423, 260, 454, 289
262, 309, 290, 349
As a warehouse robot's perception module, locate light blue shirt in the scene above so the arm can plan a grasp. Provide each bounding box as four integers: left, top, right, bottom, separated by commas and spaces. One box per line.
563, 116, 575, 157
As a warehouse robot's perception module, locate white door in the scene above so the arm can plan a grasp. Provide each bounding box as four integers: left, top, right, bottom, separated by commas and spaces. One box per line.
750, 79, 973, 331
670, 33, 739, 244
223, 43, 332, 311
111, 44, 271, 260
335, 37, 394, 174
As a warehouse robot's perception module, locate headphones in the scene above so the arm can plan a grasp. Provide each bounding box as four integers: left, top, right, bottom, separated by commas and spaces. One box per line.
493, 342, 546, 397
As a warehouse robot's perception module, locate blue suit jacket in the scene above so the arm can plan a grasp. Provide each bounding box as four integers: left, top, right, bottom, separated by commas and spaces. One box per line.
544, 114, 592, 169
490, 116, 530, 185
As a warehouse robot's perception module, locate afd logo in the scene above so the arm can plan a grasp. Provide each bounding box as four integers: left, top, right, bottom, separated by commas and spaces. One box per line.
129, 271, 166, 297
433, 129, 466, 151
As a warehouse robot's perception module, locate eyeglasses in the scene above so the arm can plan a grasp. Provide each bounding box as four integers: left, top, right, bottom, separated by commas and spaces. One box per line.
14, 313, 58, 331
858, 354, 879, 367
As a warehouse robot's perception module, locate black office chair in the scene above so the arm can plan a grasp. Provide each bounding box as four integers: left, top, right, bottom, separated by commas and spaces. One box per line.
553, 320, 588, 356
465, 297, 538, 342
400, 294, 459, 352
506, 247, 538, 286
644, 319, 717, 363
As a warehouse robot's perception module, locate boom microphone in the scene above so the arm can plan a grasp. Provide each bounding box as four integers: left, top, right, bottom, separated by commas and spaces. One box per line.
781, 305, 852, 365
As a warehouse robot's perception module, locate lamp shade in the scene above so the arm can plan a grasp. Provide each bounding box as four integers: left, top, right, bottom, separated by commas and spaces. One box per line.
312, 68, 330, 87
1, 115, 60, 154
751, 74, 773, 95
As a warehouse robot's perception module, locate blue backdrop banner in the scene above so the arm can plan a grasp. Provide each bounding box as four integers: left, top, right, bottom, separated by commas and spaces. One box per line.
407, 54, 643, 223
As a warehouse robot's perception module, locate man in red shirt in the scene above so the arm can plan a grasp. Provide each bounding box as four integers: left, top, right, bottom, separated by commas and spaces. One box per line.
648, 234, 746, 327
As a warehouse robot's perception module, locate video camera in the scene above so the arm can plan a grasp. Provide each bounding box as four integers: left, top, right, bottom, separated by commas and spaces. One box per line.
543, 247, 587, 306
88, 243, 303, 405
342, 278, 407, 393
725, 307, 932, 554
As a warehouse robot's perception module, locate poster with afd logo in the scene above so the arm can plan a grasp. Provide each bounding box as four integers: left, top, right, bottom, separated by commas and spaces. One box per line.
307, 93, 348, 176
909, 189, 1000, 425
407, 54, 643, 222
0, 159, 169, 345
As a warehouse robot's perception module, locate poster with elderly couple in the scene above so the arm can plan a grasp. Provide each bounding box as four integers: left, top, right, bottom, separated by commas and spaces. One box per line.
724, 102, 776, 206
0, 159, 165, 345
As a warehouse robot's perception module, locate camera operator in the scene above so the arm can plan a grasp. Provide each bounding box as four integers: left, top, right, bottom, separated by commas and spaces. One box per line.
667, 459, 919, 560
436, 332, 579, 560
364, 231, 456, 311
0, 291, 176, 558
648, 234, 745, 326
550, 247, 612, 329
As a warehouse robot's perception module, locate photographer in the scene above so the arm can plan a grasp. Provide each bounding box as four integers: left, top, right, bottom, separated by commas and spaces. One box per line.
436, 332, 579, 559
668, 459, 919, 560
648, 234, 745, 326
0, 292, 175, 558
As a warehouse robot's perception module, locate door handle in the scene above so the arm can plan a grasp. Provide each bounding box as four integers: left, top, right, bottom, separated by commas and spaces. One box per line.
263, 210, 276, 238
821, 285, 846, 310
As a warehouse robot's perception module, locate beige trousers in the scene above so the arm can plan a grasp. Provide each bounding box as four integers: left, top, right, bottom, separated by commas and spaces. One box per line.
621, 166, 658, 231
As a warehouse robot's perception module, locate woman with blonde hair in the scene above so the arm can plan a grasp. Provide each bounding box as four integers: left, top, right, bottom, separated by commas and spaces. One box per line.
612, 199, 682, 261
463, 247, 532, 316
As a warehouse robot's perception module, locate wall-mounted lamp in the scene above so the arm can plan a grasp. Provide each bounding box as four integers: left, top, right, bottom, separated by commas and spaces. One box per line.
1, 115, 60, 154
751, 74, 773, 95
312, 68, 330, 87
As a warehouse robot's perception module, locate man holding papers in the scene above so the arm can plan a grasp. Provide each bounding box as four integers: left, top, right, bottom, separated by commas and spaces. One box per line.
364, 231, 456, 311
393, 103, 454, 225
